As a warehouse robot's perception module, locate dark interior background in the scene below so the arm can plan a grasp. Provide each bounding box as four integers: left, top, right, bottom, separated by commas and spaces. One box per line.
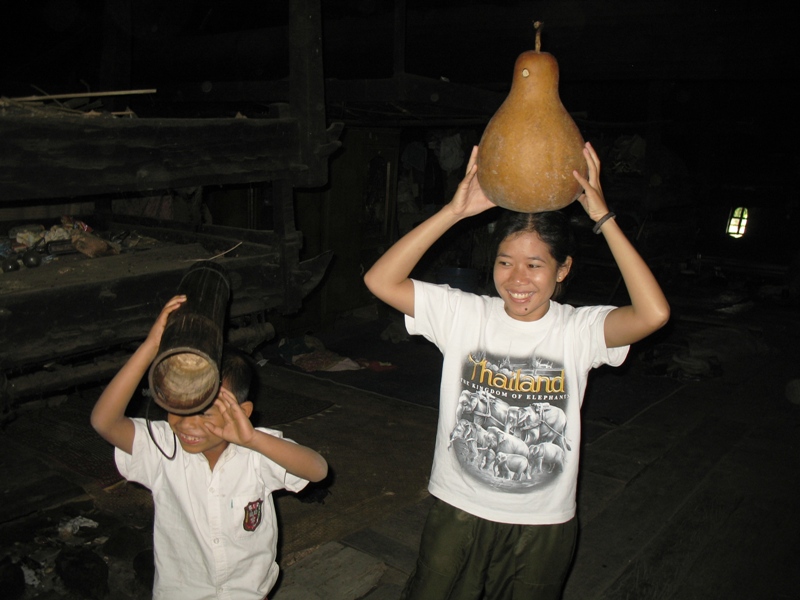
5, 1, 796, 178
2, 0, 798, 332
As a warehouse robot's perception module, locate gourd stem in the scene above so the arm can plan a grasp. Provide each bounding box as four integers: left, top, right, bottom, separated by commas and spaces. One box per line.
534, 20, 543, 52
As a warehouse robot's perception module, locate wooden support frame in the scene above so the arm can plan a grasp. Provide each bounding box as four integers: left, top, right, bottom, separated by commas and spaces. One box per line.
0, 0, 340, 408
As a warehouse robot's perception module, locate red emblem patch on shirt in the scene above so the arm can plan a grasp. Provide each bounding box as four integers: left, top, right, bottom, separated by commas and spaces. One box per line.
243, 499, 263, 532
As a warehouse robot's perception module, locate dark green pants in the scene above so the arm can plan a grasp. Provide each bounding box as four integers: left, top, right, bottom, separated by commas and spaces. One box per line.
400, 499, 578, 600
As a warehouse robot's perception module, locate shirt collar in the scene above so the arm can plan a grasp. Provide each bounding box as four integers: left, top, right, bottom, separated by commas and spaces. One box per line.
183, 441, 239, 469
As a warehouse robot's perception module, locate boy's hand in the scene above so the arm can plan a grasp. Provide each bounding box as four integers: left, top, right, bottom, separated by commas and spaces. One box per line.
145, 295, 186, 350
91, 294, 186, 455
204, 388, 256, 447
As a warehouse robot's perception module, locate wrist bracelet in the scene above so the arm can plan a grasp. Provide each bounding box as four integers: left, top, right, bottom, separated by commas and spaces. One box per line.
592, 212, 616, 234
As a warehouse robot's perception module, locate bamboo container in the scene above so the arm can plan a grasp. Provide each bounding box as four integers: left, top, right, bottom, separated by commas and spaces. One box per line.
148, 262, 231, 414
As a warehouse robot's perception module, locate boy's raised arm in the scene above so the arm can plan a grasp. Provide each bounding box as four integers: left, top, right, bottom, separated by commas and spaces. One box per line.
91, 295, 186, 454
207, 391, 329, 482
248, 432, 329, 482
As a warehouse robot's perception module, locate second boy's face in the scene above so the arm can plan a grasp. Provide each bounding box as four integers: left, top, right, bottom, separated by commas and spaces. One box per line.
167, 401, 228, 457
493, 231, 571, 322
166, 385, 250, 462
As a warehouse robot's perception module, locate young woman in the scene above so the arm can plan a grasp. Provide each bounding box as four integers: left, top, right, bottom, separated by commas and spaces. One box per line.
364, 142, 669, 599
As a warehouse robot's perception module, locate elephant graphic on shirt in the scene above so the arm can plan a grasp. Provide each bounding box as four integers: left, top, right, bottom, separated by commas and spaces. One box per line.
511, 403, 570, 451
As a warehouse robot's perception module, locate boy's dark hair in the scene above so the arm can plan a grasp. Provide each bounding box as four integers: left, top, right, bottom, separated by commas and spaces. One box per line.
490, 209, 577, 299
220, 346, 254, 404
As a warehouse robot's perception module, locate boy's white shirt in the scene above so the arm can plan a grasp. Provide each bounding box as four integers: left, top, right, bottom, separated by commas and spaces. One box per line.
407, 280, 629, 525
115, 419, 308, 599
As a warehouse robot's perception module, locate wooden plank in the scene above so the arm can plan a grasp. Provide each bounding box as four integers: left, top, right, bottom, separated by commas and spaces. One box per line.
563, 415, 747, 598
0, 473, 86, 523
10, 89, 157, 102
594, 403, 800, 599
575, 470, 626, 526
341, 528, 419, 574
324, 73, 504, 114
367, 494, 434, 551
621, 383, 710, 436
0, 242, 285, 371
0, 112, 302, 201
586, 423, 683, 468
288, 0, 330, 189
361, 583, 406, 600
0, 436, 88, 522
133, 3, 798, 83
7, 355, 129, 401
267, 363, 437, 560
274, 542, 385, 600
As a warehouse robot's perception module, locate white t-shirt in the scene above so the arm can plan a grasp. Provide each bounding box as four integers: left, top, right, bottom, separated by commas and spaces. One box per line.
115, 419, 308, 599
406, 281, 629, 525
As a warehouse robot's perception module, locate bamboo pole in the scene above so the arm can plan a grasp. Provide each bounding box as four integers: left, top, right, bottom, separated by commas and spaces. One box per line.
9, 89, 157, 102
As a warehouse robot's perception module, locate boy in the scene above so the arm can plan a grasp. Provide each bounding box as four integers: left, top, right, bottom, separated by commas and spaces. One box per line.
91, 294, 328, 599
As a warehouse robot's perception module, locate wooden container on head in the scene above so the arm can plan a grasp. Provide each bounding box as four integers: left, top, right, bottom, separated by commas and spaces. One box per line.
148, 261, 231, 414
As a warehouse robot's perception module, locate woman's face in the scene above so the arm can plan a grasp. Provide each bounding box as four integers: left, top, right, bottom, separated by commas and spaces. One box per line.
493, 231, 572, 322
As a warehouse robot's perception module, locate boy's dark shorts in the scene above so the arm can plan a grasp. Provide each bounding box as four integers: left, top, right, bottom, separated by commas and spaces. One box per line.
401, 497, 577, 600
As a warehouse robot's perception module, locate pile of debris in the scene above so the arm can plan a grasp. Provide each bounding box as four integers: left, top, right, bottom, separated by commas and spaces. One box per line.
1, 217, 152, 274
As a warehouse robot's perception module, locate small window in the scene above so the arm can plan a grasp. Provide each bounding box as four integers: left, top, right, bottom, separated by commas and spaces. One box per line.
726, 207, 748, 238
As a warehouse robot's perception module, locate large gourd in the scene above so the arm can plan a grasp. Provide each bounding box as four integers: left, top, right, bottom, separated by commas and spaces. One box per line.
478, 22, 586, 213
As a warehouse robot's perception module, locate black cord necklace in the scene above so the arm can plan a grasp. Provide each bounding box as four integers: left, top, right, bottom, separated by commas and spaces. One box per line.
145, 396, 177, 460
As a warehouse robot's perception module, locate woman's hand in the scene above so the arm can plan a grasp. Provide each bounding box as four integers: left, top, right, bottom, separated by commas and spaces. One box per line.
573, 142, 610, 222
447, 145, 496, 219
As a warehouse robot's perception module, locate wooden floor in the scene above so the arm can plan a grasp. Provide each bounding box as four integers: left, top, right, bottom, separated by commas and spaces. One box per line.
271, 305, 800, 600
1, 302, 798, 599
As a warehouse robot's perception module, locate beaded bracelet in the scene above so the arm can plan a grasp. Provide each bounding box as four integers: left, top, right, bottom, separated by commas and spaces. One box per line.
592, 212, 616, 234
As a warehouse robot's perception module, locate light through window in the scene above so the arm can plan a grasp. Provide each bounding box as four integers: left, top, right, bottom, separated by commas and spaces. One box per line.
727, 207, 748, 238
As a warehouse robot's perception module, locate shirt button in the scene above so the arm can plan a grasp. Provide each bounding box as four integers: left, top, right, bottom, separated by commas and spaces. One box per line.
213, 538, 219, 544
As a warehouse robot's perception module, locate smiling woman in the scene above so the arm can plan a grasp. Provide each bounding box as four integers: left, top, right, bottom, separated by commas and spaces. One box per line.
493, 229, 572, 321
363, 141, 670, 598
490, 209, 577, 305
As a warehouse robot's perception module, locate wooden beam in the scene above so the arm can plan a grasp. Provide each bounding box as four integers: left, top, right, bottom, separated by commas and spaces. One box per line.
0, 112, 302, 202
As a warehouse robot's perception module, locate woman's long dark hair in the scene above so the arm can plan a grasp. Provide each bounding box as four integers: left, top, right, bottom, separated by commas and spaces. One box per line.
489, 209, 577, 299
